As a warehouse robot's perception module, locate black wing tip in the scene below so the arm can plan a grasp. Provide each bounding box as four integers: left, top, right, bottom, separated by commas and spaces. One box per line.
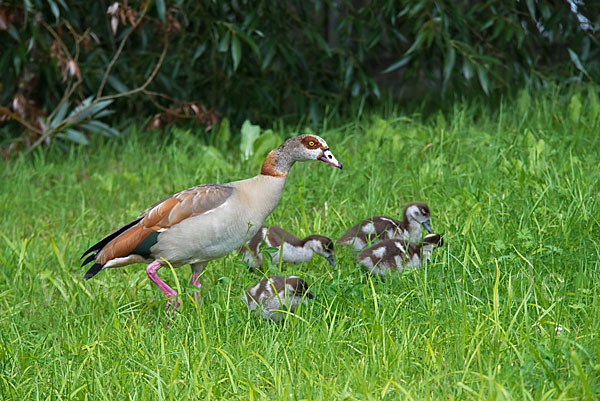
81, 247, 94, 259
81, 253, 96, 267
80, 216, 144, 260
84, 263, 104, 280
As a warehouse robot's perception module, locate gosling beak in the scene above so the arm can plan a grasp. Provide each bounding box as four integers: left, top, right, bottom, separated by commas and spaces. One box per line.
326, 255, 336, 267
319, 148, 343, 169
422, 220, 432, 233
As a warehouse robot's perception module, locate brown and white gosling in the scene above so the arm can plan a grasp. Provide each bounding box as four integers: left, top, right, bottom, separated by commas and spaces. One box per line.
80, 135, 341, 313
243, 276, 314, 322
239, 225, 336, 271
336, 202, 432, 250
356, 233, 443, 276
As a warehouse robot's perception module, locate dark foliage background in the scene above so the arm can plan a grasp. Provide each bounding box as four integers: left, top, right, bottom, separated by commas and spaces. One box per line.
0, 0, 598, 149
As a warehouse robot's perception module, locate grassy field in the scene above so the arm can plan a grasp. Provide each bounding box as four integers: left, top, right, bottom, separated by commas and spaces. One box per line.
1, 88, 599, 400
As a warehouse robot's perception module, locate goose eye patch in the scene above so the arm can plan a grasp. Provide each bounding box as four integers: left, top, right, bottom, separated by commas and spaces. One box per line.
302, 137, 320, 149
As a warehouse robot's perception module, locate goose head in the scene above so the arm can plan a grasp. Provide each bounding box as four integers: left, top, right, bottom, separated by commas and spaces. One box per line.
404, 202, 432, 233
261, 134, 342, 177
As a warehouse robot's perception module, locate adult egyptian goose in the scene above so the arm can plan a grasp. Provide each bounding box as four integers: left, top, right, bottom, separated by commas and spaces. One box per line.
81, 134, 341, 310
239, 225, 335, 271
336, 202, 432, 250
243, 275, 314, 322
356, 233, 443, 276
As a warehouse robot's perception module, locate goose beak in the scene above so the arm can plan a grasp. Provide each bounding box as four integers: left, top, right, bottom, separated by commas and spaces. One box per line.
319, 148, 343, 169
422, 220, 432, 233
326, 255, 336, 267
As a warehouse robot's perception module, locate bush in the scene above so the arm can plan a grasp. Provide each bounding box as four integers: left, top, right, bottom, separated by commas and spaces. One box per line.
0, 0, 598, 151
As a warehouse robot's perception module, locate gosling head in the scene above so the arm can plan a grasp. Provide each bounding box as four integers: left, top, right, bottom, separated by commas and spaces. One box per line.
404, 202, 432, 233
305, 235, 336, 266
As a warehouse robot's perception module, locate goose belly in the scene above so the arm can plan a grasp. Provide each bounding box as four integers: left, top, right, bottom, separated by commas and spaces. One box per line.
150, 205, 262, 265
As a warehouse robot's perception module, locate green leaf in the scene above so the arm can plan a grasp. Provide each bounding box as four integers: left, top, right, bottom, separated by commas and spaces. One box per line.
252, 130, 280, 165
525, 0, 536, 20
382, 56, 411, 74
568, 48, 589, 76
442, 46, 456, 88
218, 31, 230, 52
517, 89, 531, 116
192, 44, 207, 63
106, 75, 130, 93
405, 32, 426, 55
235, 30, 260, 59
462, 61, 474, 80
240, 120, 261, 161
156, 0, 166, 22
81, 120, 120, 137
48, 0, 60, 21
588, 84, 600, 122
231, 35, 242, 71
372, 83, 381, 99
215, 117, 231, 151
569, 93, 582, 124
344, 64, 353, 87
58, 129, 88, 145
49, 101, 70, 129
261, 45, 275, 70
477, 66, 489, 95
351, 82, 361, 97
69, 99, 113, 123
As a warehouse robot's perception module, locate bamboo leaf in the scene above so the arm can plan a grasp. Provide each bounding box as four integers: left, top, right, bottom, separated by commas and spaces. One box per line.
462, 61, 474, 80
235, 30, 260, 59
218, 31, 230, 52
525, 0, 536, 19
58, 129, 89, 145
49, 101, 70, 129
443, 46, 456, 87
107, 75, 130, 93
231, 35, 242, 71
568, 48, 589, 76
48, 0, 60, 21
81, 120, 120, 137
192, 44, 207, 63
156, 0, 166, 22
382, 56, 411, 74
261, 45, 275, 70
69, 99, 113, 123
477, 66, 490, 95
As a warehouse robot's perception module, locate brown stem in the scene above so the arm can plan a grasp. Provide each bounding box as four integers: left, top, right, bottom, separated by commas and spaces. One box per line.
96, 0, 151, 98
143, 91, 196, 119
97, 35, 168, 102
41, 20, 73, 60
0, 106, 43, 135
24, 33, 167, 154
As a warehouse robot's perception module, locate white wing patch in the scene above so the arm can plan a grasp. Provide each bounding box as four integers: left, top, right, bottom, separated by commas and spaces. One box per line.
362, 222, 376, 235
373, 247, 386, 258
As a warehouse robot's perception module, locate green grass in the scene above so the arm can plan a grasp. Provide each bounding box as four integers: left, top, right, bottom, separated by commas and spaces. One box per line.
1, 88, 599, 400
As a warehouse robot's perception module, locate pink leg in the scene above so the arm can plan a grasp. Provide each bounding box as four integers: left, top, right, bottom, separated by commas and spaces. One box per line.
190, 263, 206, 305
146, 260, 180, 312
